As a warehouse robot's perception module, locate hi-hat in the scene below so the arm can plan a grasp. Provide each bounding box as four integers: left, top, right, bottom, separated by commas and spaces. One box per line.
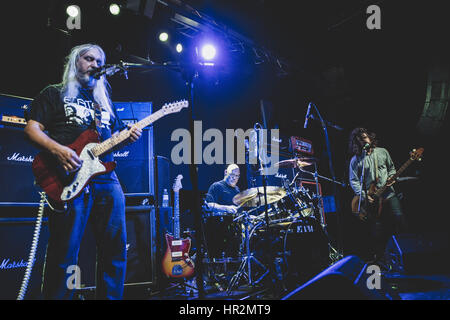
233, 186, 286, 208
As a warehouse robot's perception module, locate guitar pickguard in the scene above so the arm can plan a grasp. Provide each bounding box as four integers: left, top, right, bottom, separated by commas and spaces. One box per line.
60, 143, 107, 201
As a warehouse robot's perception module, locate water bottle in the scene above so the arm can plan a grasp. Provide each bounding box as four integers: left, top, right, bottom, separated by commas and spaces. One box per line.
162, 189, 169, 207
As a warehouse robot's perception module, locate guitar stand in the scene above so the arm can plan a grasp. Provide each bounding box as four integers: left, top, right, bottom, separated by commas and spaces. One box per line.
226, 212, 268, 294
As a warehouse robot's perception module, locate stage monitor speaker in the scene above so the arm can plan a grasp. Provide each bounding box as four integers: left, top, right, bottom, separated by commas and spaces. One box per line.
385, 233, 450, 275
0, 126, 41, 204
282, 255, 399, 300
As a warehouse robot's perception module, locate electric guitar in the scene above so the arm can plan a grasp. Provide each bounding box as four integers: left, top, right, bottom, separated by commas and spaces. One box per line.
351, 148, 424, 221
161, 175, 195, 278
32, 100, 188, 203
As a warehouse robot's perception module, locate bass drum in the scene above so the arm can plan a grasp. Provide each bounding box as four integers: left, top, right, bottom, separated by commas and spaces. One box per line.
202, 215, 242, 260
252, 217, 330, 282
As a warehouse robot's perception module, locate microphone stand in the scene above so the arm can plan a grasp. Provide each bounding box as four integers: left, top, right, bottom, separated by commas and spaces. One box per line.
255, 126, 270, 230
308, 102, 344, 261
182, 66, 206, 299
120, 59, 207, 298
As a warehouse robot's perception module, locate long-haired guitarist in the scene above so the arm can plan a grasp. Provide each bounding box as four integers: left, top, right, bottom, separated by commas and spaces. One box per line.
24, 44, 142, 299
348, 127, 408, 263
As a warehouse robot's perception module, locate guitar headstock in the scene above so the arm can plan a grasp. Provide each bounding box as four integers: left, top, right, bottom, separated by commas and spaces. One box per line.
173, 174, 183, 192
410, 148, 424, 161
161, 100, 189, 115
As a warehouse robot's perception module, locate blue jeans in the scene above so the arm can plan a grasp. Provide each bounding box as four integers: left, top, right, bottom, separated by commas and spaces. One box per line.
42, 180, 126, 300
371, 194, 407, 257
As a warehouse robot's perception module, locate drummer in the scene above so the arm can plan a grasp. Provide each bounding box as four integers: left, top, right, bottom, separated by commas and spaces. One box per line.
205, 164, 241, 214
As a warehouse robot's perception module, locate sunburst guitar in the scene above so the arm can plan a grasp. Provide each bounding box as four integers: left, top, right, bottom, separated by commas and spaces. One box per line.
161, 175, 195, 278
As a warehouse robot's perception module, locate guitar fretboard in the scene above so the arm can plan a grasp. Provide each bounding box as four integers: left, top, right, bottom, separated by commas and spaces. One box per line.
173, 191, 180, 239
375, 158, 413, 197
91, 109, 164, 157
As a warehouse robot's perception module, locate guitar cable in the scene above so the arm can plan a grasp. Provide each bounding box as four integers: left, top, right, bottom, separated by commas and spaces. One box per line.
16, 191, 46, 300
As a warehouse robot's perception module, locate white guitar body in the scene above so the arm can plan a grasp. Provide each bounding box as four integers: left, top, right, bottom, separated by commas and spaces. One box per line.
61, 143, 108, 201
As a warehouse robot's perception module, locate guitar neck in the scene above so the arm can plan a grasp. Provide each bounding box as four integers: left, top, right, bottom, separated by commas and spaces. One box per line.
173, 191, 180, 239
375, 158, 413, 197
91, 109, 164, 157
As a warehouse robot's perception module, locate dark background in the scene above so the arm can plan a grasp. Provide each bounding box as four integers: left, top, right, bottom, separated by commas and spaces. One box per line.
1, 0, 448, 254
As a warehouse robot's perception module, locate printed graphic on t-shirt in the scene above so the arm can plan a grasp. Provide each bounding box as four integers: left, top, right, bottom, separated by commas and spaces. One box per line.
63, 96, 111, 129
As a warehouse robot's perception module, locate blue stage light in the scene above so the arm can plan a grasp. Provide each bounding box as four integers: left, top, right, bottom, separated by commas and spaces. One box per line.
200, 44, 216, 61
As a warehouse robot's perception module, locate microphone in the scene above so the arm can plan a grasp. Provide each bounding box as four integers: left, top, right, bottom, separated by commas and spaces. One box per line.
89, 66, 106, 80
304, 103, 312, 129
363, 143, 371, 151
90, 64, 123, 79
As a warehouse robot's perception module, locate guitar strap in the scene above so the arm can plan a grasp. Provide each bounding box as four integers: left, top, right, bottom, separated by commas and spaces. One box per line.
93, 102, 103, 134
374, 151, 379, 182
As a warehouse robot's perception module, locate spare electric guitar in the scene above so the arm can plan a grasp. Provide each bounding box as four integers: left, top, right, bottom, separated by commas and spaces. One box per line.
32, 100, 188, 203
161, 175, 195, 278
351, 148, 424, 221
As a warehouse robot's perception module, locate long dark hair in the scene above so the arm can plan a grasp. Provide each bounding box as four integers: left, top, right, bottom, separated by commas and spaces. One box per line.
348, 127, 378, 156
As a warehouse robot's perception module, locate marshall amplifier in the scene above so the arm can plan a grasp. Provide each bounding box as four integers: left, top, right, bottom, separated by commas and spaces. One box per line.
0, 94, 39, 205
0, 206, 50, 300
113, 101, 154, 196
0, 93, 31, 124
0, 126, 41, 204
0, 205, 158, 299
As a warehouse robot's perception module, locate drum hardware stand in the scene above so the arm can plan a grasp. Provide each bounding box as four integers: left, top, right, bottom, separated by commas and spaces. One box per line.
200, 201, 237, 292
283, 178, 307, 214
227, 211, 268, 294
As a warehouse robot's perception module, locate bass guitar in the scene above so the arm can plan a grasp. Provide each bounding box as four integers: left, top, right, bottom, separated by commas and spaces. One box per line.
351, 148, 424, 221
161, 174, 195, 278
32, 100, 188, 203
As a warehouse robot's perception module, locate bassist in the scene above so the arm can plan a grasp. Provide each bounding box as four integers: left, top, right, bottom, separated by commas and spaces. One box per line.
348, 127, 407, 263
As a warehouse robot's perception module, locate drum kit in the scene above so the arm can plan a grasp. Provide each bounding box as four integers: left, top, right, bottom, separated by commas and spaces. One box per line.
202, 156, 339, 293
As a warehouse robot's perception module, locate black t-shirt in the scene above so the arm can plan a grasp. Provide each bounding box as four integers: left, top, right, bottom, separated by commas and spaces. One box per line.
29, 84, 126, 182
205, 180, 240, 206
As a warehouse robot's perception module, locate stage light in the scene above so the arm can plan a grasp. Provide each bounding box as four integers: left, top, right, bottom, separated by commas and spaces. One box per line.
176, 43, 183, 53
200, 44, 216, 61
159, 32, 169, 42
66, 5, 80, 17
109, 3, 121, 15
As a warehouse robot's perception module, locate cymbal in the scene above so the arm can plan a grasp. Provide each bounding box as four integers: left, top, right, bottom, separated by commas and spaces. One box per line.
233, 186, 286, 208
297, 156, 319, 162
275, 158, 313, 168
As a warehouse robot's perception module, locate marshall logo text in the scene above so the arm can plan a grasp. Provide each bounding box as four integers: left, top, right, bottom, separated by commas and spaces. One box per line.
6, 153, 34, 163
0, 258, 31, 270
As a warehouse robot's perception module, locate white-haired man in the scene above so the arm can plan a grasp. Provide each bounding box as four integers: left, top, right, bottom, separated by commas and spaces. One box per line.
25, 44, 141, 299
